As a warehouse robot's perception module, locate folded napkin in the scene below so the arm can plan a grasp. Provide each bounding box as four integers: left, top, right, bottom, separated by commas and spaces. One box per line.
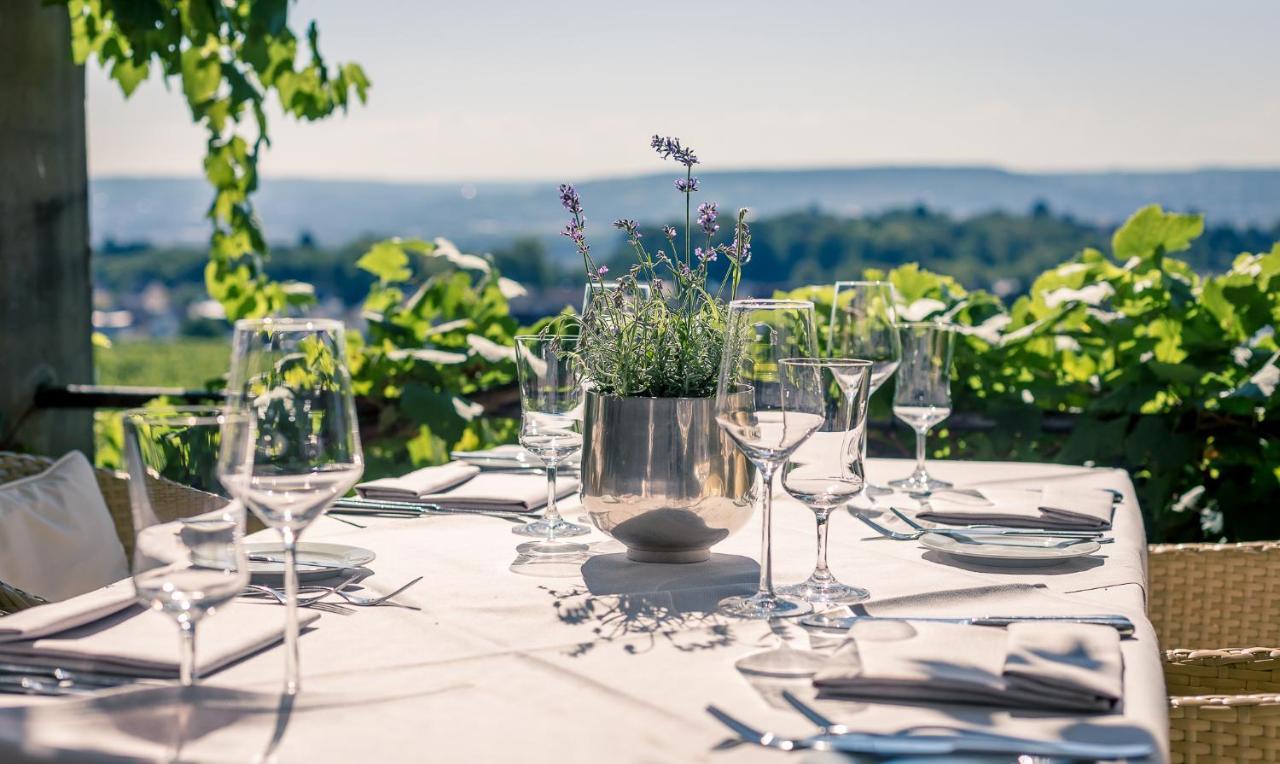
915, 487, 1115, 530
415, 472, 580, 513
357, 461, 579, 513
0, 600, 320, 678
356, 462, 480, 502
813, 620, 1122, 713
0, 580, 136, 644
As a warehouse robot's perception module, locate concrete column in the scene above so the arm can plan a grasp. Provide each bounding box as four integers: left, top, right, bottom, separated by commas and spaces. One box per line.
0, 1, 93, 456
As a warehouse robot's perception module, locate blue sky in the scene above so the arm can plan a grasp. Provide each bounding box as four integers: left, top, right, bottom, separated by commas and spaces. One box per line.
86, 0, 1280, 181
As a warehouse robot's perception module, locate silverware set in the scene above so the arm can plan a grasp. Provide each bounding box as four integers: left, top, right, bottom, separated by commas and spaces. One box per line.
0, 662, 144, 696
330, 498, 528, 523
798, 612, 1137, 637
707, 690, 1153, 760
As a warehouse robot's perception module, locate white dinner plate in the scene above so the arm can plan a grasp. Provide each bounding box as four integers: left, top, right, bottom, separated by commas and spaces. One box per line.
245, 542, 376, 582
918, 532, 1100, 567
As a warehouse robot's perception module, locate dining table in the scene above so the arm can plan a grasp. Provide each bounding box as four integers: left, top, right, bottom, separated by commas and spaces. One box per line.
0, 457, 1167, 762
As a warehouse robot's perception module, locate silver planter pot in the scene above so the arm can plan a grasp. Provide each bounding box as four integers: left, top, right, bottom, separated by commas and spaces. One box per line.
580, 390, 757, 563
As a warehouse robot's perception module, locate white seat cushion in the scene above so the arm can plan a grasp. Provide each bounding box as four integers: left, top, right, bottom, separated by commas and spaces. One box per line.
0, 452, 129, 601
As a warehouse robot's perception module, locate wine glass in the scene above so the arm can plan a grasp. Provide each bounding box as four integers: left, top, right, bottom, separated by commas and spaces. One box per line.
779, 358, 873, 605
123, 406, 250, 687
715, 299, 824, 619
512, 334, 590, 554
219, 318, 364, 695
830, 280, 901, 496
889, 321, 956, 494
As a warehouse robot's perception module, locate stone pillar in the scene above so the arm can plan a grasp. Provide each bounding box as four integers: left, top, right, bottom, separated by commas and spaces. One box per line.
0, 1, 93, 456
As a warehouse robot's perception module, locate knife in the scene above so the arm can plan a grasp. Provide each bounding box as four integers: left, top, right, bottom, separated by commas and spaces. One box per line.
810, 731, 1153, 760
799, 613, 1136, 637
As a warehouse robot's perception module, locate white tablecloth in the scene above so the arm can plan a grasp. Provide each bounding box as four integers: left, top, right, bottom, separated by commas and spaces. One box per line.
0, 458, 1168, 762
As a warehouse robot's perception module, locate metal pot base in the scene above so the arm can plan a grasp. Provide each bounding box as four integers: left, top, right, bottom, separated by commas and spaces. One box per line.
624, 547, 711, 564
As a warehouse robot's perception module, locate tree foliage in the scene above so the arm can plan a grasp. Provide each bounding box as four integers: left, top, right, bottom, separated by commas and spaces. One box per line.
59, 0, 370, 319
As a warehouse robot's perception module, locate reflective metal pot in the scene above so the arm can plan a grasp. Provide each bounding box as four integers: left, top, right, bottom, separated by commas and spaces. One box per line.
580, 390, 756, 563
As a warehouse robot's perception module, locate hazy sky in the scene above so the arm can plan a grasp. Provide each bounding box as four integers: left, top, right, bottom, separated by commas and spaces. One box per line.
86, 0, 1280, 182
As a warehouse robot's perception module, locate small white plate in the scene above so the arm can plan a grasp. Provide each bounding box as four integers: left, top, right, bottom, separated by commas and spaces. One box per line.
245, 542, 376, 582
918, 532, 1100, 567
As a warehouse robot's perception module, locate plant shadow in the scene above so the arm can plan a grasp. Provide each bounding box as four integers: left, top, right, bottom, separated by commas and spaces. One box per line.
542, 552, 758, 657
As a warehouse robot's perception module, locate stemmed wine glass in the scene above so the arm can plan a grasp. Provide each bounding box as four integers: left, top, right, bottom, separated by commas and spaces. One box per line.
889, 321, 956, 494
123, 406, 250, 687
512, 334, 590, 554
715, 299, 824, 619
779, 359, 873, 605
829, 280, 901, 496
218, 318, 364, 695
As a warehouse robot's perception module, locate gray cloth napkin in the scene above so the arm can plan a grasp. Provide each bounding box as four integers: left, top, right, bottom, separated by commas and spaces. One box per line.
0, 601, 320, 678
813, 620, 1122, 713
915, 487, 1115, 530
0, 580, 136, 644
356, 462, 480, 502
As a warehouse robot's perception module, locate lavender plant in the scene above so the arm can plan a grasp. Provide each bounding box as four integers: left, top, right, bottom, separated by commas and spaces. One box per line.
558, 136, 752, 398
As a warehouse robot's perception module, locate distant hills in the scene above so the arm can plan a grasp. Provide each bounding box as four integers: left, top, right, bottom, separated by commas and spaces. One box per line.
91, 167, 1280, 261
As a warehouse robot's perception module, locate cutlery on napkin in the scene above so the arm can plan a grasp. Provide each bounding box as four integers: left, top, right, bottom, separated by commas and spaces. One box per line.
812, 620, 1122, 713
915, 487, 1116, 530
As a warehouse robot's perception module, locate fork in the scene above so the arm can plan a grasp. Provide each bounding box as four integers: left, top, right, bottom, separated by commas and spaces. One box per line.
325, 576, 423, 606
243, 584, 356, 615
889, 506, 1111, 540
855, 512, 1111, 544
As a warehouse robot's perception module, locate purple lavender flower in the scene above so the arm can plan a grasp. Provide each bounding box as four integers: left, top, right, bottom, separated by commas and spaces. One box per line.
561, 223, 585, 245
695, 246, 718, 263
612, 218, 640, 238
596, 265, 609, 277
674, 177, 700, 193
677, 262, 692, 279
559, 184, 583, 216
662, 225, 677, 239
697, 202, 719, 235
729, 224, 752, 264
651, 135, 699, 167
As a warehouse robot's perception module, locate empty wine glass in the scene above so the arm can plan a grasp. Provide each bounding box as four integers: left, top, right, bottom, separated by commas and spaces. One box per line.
123, 406, 250, 687
513, 334, 589, 554
219, 318, 364, 695
779, 358, 873, 605
715, 299, 824, 619
830, 280, 901, 496
890, 321, 956, 494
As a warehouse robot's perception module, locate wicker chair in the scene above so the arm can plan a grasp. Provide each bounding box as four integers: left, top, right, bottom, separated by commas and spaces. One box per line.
1149, 542, 1280, 762
0, 451, 238, 613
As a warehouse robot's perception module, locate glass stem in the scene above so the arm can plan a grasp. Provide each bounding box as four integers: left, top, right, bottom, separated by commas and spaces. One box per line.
757, 465, 777, 598
281, 527, 301, 695
544, 464, 559, 540
177, 617, 197, 687
914, 427, 928, 477
811, 510, 833, 584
